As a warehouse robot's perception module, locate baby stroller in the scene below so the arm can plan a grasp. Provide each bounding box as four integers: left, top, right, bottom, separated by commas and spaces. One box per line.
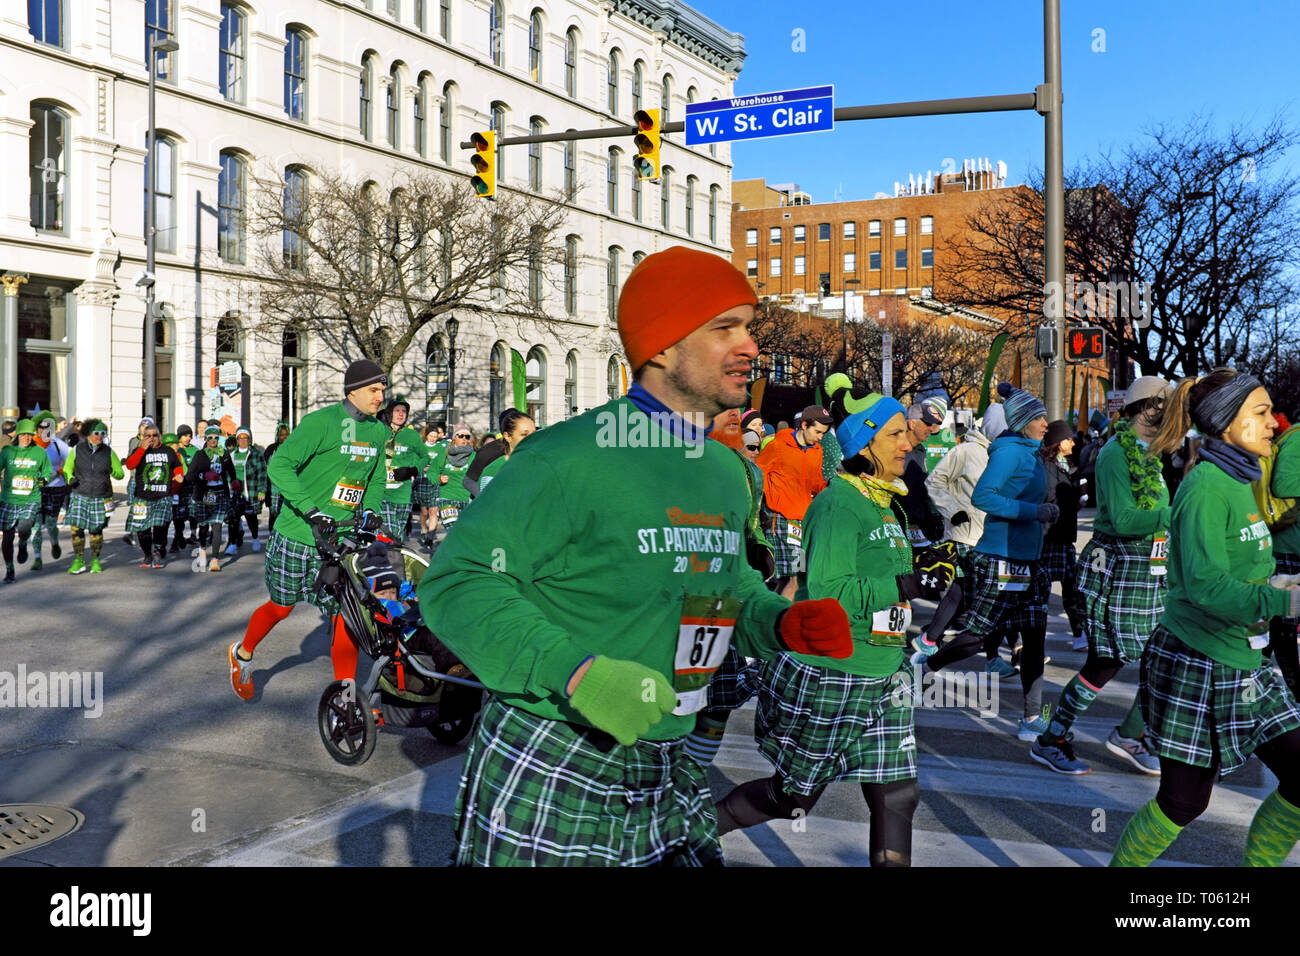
309, 510, 483, 765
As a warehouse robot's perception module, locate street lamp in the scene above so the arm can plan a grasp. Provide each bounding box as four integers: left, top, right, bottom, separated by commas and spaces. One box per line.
144, 32, 179, 423
445, 316, 458, 425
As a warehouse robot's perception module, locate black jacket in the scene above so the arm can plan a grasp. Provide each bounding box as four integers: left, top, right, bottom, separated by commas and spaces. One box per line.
183, 447, 235, 501
1043, 456, 1079, 544
70, 442, 119, 498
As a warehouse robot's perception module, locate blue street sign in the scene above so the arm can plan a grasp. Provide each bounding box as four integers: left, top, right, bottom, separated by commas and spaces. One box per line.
684, 85, 834, 146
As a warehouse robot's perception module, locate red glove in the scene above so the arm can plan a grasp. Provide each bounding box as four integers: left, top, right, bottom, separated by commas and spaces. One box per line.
778, 598, 853, 659
230, 479, 244, 495
202, 471, 219, 482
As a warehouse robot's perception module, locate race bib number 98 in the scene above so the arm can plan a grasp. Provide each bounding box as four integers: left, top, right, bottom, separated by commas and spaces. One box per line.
870, 602, 912, 647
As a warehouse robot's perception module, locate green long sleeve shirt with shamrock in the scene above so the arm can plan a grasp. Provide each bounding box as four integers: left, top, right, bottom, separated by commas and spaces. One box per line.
0, 444, 54, 504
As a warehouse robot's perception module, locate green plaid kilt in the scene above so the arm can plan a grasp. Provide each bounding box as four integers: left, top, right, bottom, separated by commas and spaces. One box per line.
66, 492, 112, 532
0, 496, 43, 530
39, 485, 69, 522
379, 500, 411, 540
706, 649, 759, 712
1077, 533, 1166, 664
754, 652, 916, 794
263, 529, 336, 614
190, 488, 229, 525
412, 473, 437, 508
268, 487, 283, 515
761, 505, 805, 577
453, 695, 722, 867
1274, 551, 1300, 633
171, 493, 189, 521
125, 476, 135, 500
125, 496, 173, 532
963, 550, 1049, 637
1040, 540, 1077, 584
1140, 624, 1300, 775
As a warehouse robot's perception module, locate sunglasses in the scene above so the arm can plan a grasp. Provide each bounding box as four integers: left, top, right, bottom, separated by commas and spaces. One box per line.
91, 430, 107, 436
454, 433, 471, 439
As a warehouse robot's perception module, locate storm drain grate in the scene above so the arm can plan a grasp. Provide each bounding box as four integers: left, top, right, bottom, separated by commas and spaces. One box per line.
0, 805, 85, 859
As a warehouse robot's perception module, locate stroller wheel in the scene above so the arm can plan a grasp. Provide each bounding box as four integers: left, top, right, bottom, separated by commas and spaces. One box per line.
318, 679, 377, 765
428, 713, 475, 745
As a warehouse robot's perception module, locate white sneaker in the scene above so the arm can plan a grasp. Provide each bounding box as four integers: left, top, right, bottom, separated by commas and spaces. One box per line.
224, 544, 238, 556
252, 539, 261, 553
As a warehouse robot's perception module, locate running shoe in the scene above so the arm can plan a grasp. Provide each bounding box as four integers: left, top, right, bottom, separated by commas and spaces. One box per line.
68, 556, 86, 574
251, 539, 261, 553
17, 540, 27, 564
224, 543, 238, 556
89, 558, 103, 574
122, 534, 134, 547
1017, 706, 1052, 741
228, 641, 255, 701
1030, 733, 1092, 774
910, 635, 939, 658
193, 547, 207, 572
985, 657, 1018, 679
1072, 633, 1088, 651
51, 540, 61, 559
1105, 729, 1161, 775
152, 551, 166, 569
209, 557, 221, 572
2, 566, 13, 584
140, 558, 152, 568
31, 557, 43, 571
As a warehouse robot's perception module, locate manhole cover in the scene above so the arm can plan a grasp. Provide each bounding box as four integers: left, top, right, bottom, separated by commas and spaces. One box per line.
0, 805, 85, 859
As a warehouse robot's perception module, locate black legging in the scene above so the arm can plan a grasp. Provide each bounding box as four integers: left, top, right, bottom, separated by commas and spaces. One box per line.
229, 510, 258, 546
137, 524, 169, 561
1156, 728, 1300, 826
1079, 648, 1125, 689
2, 519, 35, 563
1269, 616, 1300, 699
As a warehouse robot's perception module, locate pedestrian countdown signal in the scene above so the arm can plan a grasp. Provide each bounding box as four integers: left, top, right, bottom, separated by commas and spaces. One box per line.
1066, 326, 1106, 362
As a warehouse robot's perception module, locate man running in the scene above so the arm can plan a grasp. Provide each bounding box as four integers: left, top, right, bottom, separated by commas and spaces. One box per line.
755, 404, 832, 598
28, 411, 71, 570
1, 420, 54, 582
226, 427, 268, 553
183, 425, 235, 572
228, 359, 389, 700
419, 246, 853, 866
377, 397, 424, 541
122, 423, 185, 568
63, 421, 123, 574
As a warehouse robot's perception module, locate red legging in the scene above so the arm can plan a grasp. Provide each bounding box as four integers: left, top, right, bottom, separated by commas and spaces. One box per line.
241, 601, 358, 681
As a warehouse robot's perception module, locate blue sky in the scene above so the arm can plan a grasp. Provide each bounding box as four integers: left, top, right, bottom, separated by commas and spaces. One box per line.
697, 0, 1299, 201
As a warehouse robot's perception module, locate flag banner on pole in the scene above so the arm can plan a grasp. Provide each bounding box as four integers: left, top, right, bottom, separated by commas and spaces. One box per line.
976, 333, 1010, 418
511, 349, 527, 412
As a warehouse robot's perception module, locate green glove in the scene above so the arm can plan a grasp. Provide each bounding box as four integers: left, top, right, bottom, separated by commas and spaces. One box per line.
568, 656, 677, 746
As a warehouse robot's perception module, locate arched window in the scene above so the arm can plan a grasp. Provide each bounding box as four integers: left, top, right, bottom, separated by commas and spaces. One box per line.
565, 350, 579, 419
284, 26, 308, 119
219, 3, 245, 102
660, 166, 672, 229
152, 306, 175, 426
709, 184, 719, 243
529, 116, 544, 190
529, 11, 543, 83
489, 0, 503, 67
387, 63, 402, 149
489, 341, 509, 424
216, 312, 244, 365
359, 53, 376, 139
218, 150, 246, 263
632, 60, 644, 113
440, 82, 456, 161
564, 234, 579, 315
606, 147, 619, 214
607, 49, 620, 114
414, 74, 430, 156
425, 333, 449, 420
146, 0, 176, 80
685, 174, 697, 237
29, 101, 68, 232
144, 133, 177, 254
607, 246, 621, 320
283, 166, 308, 269
491, 102, 507, 182
525, 347, 547, 427
661, 73, 673, 125
282, 328, 307, 426
29, 0, 64, 48
607, 354, 626, 400
564, 28, 578, 98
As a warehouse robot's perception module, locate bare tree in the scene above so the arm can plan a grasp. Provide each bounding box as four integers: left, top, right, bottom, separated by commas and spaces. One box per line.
940, 115, 1300, 378
238, 166, 576, 381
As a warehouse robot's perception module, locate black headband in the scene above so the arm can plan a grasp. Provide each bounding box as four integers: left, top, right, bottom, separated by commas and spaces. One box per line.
1191, 374, 1264, 437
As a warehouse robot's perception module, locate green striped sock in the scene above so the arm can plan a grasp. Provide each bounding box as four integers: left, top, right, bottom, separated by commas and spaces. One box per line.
683, 713, 728, 766
1048, 675, 1098, 737
1244, 790, 1300, 867
1117, 691, 1145, 739
1110, 799, 1182, 867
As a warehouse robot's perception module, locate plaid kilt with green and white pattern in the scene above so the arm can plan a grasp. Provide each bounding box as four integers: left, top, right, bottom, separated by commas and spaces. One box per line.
963, 550, 1049, 637
1077, 532, 1166, 663
190, 488, 229, 525
1274, 551, 1300, 633
452, 695, 722, 867
124, 496, 173, 532
379, 500, 411, 541
229, 492, 263, 518
65, 493, 112, 532
706, 649, 759, 712
1141, 623, 1300, 775
761, 505, 805, 577
268, 487, 283, 516
39, 485, 69, 522
263, 529, 335, 614
754, 652, 916, 793
0, 496, 43, 530
171, 492, 190, 523
411, 473, 437, 508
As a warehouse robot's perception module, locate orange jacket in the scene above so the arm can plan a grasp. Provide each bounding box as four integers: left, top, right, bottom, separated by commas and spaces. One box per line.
756, 428, 826, 520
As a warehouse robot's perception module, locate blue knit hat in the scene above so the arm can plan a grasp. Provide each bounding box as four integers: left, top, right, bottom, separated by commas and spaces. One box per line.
836, 393, 907, 459
997, 381, 1047, 433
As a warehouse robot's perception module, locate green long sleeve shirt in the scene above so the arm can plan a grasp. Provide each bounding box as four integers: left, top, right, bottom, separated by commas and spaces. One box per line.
265, 402, 390, 547
793, 475, 914, 677
0, 444, 54, 503
1092, 438, 1171, 538
417, 397, 791, 740
1161, 461, 1290, 669
382, 426, 426, 505
1270, 434, 1300, 556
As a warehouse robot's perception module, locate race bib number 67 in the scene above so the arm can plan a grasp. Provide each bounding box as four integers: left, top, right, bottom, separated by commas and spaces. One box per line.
671, 595, 742, 716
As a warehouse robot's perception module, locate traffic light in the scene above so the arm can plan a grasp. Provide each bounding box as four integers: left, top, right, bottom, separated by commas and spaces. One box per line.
1065, 326, 1106, 362
633, 108, 660, 181
469, 130, 495, 198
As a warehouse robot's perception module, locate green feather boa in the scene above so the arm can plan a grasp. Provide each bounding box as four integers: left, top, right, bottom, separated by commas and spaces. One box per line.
1114, 418, 1164, 510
